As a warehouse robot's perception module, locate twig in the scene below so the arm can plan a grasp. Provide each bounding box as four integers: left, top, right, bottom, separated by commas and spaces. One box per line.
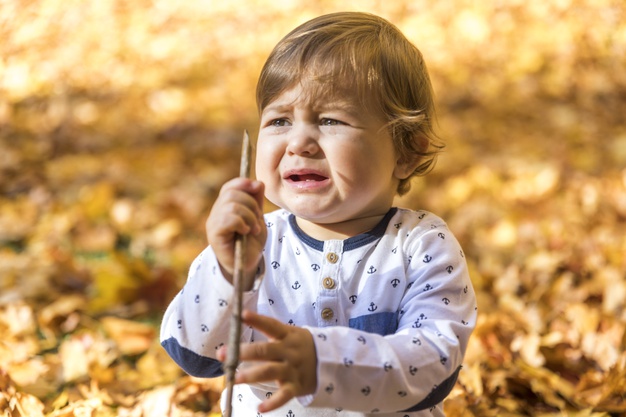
223, 130, 252, 417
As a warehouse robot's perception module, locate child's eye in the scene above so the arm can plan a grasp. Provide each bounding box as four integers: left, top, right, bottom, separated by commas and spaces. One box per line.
270, 118, 291, 127
320, 118, 344, 126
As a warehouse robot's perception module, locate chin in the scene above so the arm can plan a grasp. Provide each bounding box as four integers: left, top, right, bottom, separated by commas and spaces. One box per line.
279, 204, 328, 222
270, 192, 346, 221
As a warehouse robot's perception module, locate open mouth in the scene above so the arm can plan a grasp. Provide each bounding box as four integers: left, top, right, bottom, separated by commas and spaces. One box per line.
288, 173, 328, 182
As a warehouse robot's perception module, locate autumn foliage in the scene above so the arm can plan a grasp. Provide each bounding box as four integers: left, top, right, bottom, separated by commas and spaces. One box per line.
1, 1, 625, 416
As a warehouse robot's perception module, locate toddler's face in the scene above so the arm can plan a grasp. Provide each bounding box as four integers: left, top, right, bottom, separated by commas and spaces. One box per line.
256, 83, 404, 231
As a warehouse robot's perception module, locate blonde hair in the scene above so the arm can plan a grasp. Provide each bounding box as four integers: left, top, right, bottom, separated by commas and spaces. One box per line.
256, 12, 443, 195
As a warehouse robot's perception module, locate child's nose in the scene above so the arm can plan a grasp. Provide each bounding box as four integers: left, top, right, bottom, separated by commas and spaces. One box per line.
286, 124, 320, 156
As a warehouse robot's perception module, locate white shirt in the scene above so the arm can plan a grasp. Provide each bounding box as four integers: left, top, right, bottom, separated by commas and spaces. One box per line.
161, 208, 477, 416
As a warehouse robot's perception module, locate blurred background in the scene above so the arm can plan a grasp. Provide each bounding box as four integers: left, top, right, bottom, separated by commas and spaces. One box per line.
1, 0, 625, 416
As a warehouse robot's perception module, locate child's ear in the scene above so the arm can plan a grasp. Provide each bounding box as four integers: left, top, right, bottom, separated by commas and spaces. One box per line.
393, 134, 428, 180
394, 155, 421, 180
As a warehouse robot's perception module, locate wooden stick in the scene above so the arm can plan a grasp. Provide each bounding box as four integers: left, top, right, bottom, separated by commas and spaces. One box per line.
223, 130, 252, 417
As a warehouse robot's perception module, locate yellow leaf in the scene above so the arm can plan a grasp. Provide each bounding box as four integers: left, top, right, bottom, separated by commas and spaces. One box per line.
100, 316, 155, 356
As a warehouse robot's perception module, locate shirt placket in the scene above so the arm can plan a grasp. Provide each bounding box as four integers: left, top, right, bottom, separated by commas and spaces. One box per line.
316, 240, 343, 327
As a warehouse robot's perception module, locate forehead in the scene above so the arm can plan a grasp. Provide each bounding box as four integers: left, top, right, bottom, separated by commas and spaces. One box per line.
264, 76, 382, 117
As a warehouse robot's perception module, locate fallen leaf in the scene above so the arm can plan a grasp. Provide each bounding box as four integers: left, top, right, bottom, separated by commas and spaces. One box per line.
100, 316, 156, 356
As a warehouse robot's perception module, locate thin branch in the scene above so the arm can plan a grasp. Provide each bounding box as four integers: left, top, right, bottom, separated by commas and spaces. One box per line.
223, 130, 252, 417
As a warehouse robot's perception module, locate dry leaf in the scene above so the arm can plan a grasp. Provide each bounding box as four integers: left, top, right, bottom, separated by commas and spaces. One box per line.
1, 1, 625, 416
100, 316, 155, 356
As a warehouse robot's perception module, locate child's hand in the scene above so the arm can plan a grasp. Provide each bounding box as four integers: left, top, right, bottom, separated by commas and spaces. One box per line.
206, 178, 266, 288
217, 310, 318, 413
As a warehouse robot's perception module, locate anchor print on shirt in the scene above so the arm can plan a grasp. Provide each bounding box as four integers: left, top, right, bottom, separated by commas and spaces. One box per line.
357, 335, 367, 345
349, 295, 358, 304
271, 261, 280, 269
391, 278, 400, 288
291, 281, 301, 290
366, 265, 377, 274
413, 313, 428, 328
311, 264, 320, 271
368, 302, 378, 312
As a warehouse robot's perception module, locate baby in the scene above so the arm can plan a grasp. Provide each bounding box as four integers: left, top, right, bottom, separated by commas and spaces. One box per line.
161, 11, 477, 417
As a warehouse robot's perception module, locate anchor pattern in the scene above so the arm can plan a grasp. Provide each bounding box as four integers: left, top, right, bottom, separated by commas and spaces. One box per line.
162, 208, 477, 415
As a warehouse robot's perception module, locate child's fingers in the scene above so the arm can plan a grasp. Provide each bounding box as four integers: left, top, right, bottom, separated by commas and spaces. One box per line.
219, 178, 265, 219
220, 202, 262, 235
209, 190, 264, 237
240, 310, 288, 340
235, 361, 291, 385
258, 385, 297, 413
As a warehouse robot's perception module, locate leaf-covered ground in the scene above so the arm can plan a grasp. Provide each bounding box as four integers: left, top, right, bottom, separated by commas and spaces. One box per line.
1, 1, 625, 416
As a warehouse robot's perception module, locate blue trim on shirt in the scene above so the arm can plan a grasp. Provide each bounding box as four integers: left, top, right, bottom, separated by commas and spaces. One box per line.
288, 207, 399, 252
161, 337, 224, 378
402, 365, 462, 411
348, 311, 398, 336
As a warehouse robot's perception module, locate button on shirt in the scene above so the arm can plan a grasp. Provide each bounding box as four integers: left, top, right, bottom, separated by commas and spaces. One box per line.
322, 277, 336, 290
160, 208, 477, 417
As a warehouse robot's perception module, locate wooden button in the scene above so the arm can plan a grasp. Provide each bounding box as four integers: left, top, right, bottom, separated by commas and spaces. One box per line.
322, 277, 336, 289
321, 308, 334, 320
326, 252, 339, 264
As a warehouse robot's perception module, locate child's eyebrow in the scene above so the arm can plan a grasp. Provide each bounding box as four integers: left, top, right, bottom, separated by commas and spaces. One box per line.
262, 100, 361, 116
262, 102, 292, 114
315, 100, 361, 116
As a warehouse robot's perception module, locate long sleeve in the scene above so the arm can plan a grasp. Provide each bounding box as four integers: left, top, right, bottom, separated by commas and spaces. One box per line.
302, 217, 476, 413
160, 247, 262, 378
